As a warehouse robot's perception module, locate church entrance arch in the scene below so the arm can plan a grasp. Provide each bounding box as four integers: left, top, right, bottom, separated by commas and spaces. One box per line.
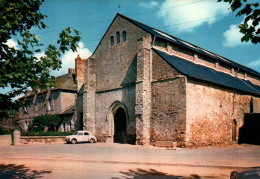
114, 107, 126, 143
106, 101, 128, 144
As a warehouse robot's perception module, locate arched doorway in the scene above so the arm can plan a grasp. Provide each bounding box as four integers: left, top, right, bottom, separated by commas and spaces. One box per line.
232, 119, 237, 141
114, 107, 126, 143
106, 101, 128, 144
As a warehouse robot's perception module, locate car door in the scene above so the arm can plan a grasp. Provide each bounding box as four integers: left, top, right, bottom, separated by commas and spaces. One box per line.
84, 132, 90, 142
77, 132, 84, 142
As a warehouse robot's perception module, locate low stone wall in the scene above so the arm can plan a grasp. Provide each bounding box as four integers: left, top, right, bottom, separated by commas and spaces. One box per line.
20, 136, 66, 144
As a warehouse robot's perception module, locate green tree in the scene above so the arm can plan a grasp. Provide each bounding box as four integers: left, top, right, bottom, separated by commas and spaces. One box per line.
0, 0, 81, 119
218, 0, 260, 44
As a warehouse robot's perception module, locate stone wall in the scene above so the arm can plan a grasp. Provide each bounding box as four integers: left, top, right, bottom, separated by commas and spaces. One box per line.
19, 90, 76, 131
94, 15, 148, 92
19, 90, 61, 124
151, 50, 187, 146
75, 93, 83, 131
59, 91, 76, 112
186, 78, 260, 147
151, 78, 186, 146
95, 86, 136, 142
83, 15, 152, 145
20, 136, 66, 145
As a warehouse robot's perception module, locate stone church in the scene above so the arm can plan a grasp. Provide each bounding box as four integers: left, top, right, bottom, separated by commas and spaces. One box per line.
74, 13, 260, 147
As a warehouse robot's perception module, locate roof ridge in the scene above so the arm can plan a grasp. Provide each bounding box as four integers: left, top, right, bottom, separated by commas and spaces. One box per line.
117, 13, 260, 77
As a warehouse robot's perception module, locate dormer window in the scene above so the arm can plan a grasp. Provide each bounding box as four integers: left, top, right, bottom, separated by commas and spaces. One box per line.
110, 36, 114, 46
116, 31, 120, 44
122, 31, 126, 41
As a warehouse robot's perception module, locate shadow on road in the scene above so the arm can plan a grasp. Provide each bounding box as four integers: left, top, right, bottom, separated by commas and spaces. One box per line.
113, 168, 206, 179
0, 164, 52, 178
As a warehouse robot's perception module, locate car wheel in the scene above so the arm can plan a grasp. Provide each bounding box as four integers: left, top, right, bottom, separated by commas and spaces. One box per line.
71, 139, 77, 144
90, 138, 95, 143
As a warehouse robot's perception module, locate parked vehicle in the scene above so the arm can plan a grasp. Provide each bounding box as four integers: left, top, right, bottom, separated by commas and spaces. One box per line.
230, 170, 260, 179
65, 131, 97, 144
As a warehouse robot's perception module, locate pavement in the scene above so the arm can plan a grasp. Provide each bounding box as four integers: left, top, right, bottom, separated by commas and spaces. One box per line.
1, 135, 260, 178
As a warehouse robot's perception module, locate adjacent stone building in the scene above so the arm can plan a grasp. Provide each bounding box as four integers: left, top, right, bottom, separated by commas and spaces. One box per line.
19, 55, 86, 132
77, 13, 260, 147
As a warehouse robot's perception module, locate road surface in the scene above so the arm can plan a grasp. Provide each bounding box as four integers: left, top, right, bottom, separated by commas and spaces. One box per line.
0, 136, 260, 178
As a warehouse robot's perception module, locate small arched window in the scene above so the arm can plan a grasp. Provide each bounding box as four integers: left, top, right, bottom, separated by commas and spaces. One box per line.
122, 31, 126, 41
116, 31, 120, 44
110, 36, 114, 46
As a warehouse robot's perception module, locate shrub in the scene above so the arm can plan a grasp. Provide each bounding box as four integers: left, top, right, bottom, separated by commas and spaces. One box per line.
21, 131, 73, 136
0, 126, 10, 135
32, 114, 62, 132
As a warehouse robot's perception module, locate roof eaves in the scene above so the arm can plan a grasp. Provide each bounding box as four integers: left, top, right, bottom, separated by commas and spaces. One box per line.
153, 48, 260, 97
117, 13, 260, 77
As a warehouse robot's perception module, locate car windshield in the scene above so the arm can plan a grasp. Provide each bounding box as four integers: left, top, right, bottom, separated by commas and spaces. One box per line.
73, 131, 78, 135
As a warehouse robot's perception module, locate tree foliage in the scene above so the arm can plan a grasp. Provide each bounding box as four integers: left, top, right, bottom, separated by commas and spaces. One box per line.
33, 114, 61, 129
218, 0, 260, 44
0, 0, 81, 119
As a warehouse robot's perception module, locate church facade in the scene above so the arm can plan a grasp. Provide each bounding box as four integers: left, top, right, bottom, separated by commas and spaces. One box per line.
75, 13, 260, 147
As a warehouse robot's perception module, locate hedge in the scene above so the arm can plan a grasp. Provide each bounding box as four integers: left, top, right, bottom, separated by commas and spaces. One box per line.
33, 114, 61, 127
0, 127, 10, 135
21, 131, 73, 136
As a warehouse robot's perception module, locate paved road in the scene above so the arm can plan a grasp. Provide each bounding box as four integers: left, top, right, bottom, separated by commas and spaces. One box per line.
0, 139, 260, 178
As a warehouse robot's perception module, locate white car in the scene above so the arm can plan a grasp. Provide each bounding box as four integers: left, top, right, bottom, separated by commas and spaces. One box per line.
65, 131, 97, 144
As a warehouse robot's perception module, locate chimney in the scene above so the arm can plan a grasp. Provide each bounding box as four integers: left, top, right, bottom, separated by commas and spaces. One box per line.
68, 68, 75, 74
75, 54, 87, 91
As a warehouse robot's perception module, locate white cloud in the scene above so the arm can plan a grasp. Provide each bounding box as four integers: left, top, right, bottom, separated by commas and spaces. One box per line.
248, 57, 260, 68
139, 1, 159, 8
5, 39, 18, 49
223, 19, 258, 47
34, 52, 46, 60
157, 0, 230, 33
52, 42, 92, 76
222, 24, 247, 47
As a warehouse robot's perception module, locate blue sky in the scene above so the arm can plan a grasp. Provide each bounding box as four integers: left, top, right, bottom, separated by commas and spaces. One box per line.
4, 0, 260, 93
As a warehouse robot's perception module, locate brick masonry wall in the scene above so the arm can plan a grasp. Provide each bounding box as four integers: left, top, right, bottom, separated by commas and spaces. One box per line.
186, 78, 260, 147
